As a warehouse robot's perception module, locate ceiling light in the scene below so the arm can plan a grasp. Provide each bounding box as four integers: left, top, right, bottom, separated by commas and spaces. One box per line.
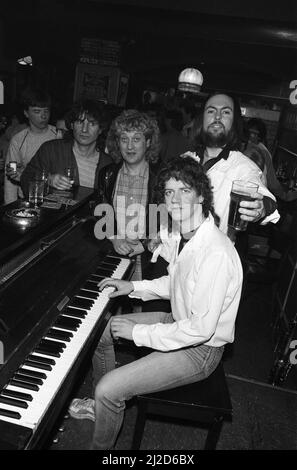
17, 56, 33, 66
178, 68, 203, 94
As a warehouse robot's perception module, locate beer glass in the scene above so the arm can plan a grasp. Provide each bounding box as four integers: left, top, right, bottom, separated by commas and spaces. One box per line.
28, 178, 45, 207
228, 180, 259, 231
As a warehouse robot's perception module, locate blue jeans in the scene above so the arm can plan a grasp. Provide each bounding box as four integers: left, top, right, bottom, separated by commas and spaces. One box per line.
91, 311, 224, 450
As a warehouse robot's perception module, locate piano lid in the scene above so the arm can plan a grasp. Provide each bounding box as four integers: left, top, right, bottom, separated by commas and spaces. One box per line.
0, 186, 96, 268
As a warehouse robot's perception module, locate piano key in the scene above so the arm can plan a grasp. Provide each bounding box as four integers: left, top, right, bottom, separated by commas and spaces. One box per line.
77, 289, 98, 300
83, 280, 100, 291
27, 354, 55, 366
18, 368, 47, 380
88, 274, 105, 282
0, 408, 21, 420
63, 307, 86, 319
0, 256, 132, 430
0, 396, 28, 409
1, 389, 33, 401
40, 339, 66, 350
34, 347, 61, 358
13, 374, 43, 386
70, 297, 94, 309
46, 329, 72, 342
23, 359, 52, 371
8, 379, 40, 392
95, 267, 114, 275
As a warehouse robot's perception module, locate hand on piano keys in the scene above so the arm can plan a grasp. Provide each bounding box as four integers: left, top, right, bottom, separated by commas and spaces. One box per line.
98, 278, 134, 298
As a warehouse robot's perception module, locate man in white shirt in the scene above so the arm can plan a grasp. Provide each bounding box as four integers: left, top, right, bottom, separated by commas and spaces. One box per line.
68, 156, 243, 450
4, 88, 57, 204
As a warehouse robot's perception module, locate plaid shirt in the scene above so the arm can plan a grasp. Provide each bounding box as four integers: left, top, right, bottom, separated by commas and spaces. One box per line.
113, 161, 149, 240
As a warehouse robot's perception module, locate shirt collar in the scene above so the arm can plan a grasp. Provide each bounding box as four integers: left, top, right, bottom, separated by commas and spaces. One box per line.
202, 146, 231, 172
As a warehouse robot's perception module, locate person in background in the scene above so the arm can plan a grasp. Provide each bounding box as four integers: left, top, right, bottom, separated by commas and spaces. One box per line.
55, 112, 69, 139
244, 118, 297, 202
95, 109, 161, 281
20, 99, 112, 196
4, 88, 57, 204
68, 157, 243, 450
159, 108, 193, 163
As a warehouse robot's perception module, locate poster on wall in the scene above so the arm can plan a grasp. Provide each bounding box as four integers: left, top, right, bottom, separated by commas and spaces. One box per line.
74, 63, 129, 106
81, 70, 110, 101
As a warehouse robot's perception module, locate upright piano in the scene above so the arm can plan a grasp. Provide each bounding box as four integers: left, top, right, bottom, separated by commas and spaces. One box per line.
0, 188, 134, 449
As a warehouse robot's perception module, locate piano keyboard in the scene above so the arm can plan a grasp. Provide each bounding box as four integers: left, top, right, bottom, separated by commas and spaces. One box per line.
0, 255, 132, 433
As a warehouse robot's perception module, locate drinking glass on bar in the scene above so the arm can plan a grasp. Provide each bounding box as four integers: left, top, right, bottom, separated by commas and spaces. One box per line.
28, 178, 45, 207
228, 180, 259, 231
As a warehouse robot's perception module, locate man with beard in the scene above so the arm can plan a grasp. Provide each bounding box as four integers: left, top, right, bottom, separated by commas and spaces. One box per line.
194, 93, 279, 234
148, 93, 279, 272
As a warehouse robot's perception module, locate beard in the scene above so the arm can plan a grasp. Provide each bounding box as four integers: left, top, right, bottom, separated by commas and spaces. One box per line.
201, 127, 229, 148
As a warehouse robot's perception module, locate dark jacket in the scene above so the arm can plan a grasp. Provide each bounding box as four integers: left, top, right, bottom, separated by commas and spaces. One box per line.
20, 138, 112, 198
96, 162, 157, 276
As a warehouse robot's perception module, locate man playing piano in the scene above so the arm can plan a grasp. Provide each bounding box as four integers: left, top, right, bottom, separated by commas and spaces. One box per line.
69, 156, 243, 450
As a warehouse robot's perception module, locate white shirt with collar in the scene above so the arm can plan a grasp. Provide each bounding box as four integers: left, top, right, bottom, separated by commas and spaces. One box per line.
130, 215, 243, 351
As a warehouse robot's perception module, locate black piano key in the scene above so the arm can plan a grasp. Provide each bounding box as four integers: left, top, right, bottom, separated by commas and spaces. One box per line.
95, 267, 114, 276
88, 274, 105, 282
83, 281, 99, 291
0, 408, 21, 420
27, 354, 55, 366
1, 389, 33, 402
19, 368, 47, 380
14, 373, 43, 386
100, 261, 118, 267
63, 307, 86, 319
40, 339, 66, 350
0, 395, 28, 409
24, 359, 52, 371
78, 289, 98, 300
105, 255, 121, 264
53, 320, 78, 332
46, 329, 72, 342
58, 316, 82, 327
34, 347, 61, 358
70, 297, 94, 309
9, 379, 40, 392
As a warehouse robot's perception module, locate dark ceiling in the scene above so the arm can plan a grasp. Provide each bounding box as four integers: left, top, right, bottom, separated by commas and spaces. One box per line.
1, 0, 297, 101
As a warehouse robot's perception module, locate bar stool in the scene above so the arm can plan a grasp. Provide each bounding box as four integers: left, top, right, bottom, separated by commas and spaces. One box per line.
131, 362, 232, 450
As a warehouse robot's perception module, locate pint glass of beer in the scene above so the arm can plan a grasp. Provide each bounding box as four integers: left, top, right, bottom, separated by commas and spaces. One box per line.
228, 180, 258, 231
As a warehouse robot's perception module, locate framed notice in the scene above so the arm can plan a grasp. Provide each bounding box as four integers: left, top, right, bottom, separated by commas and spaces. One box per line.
74, 63, 129, 106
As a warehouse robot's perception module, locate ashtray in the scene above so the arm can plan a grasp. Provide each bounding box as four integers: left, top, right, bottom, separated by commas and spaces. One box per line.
4, 208, 40, 228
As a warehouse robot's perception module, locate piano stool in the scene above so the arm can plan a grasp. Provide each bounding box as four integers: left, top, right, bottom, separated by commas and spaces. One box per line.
131, 362, 232, 450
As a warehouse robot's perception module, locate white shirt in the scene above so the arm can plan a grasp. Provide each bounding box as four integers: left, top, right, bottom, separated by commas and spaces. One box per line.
130, 215, 243, 351
207, 150, 279, 234
4, 125, 57, 204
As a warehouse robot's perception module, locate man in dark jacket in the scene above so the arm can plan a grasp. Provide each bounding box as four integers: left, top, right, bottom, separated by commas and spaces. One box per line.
20, 99, 112, 197
96, 109, 161, 280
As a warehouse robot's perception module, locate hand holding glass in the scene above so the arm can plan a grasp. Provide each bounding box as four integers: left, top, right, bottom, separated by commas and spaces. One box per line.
64, 167, 76, 185
228, 180, 259, 231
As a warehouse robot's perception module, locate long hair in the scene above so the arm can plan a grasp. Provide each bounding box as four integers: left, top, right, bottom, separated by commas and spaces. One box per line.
192, 92, 244, 151
64, 99, 110, 152
105, 109, 161, 164
155, 156, 215, 219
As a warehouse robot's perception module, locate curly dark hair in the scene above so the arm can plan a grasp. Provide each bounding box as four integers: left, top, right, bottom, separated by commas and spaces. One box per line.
64, 99, 110, 152
155, 156, 215, 219
191, 92, 244, 151
105, 109, 161, 164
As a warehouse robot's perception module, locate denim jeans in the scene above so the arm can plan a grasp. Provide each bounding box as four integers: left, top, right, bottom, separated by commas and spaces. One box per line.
91, 310, 224, 450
